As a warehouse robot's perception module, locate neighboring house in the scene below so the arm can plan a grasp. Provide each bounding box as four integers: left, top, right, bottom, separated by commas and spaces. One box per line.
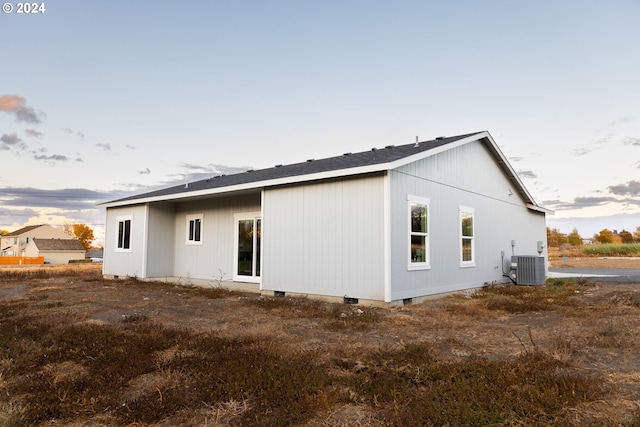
24, 238, 86, 265
100, 131, 551, 306
0, 224, 72, 257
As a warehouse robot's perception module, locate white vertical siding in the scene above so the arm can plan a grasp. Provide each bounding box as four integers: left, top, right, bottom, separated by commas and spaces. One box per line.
146, 202, 176, 277
262, 174, 386, 300
103, 205, 148, 277
389, 140, 547, 300
262, 185, 305, 288
172, 193, 261, 281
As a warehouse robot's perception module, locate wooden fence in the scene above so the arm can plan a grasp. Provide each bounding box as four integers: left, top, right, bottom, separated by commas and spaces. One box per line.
0, 256, 45, 265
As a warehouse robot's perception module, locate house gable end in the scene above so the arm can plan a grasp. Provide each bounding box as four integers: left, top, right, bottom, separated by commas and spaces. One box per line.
392, 136, 533, 210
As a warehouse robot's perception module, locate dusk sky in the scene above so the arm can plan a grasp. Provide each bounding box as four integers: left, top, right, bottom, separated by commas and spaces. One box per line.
1, 0, 639, 246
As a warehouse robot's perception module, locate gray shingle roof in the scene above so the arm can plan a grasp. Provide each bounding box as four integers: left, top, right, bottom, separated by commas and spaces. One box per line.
3, 224, 45, 237
107, 132, 481, 205
33, 238, 85, 252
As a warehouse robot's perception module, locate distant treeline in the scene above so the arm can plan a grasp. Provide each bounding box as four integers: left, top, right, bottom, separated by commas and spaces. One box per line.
547, 226, 640, 247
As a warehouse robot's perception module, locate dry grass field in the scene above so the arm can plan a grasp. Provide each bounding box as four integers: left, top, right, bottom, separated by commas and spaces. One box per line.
1, 263, 640, 426
548, 249, 640, 269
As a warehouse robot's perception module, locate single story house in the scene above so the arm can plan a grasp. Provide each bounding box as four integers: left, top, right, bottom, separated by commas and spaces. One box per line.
1, 224, 73, 257
100, 131, 551, 306
24, 238, 86, 265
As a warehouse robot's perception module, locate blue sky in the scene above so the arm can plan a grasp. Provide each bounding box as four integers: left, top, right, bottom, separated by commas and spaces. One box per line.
1, 0, 639, 246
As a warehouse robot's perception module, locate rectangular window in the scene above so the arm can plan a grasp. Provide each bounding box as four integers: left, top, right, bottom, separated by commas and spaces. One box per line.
116, 216, 132, 251
186, 214, 203, 245
460, 206, 475, 267
407, 195, 430, 270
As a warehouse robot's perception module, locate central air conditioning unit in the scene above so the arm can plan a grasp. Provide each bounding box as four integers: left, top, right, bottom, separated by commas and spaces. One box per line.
511, 255, 545, 285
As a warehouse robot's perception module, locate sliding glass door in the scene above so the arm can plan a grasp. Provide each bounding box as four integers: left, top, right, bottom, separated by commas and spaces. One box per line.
234, 214, 261, 282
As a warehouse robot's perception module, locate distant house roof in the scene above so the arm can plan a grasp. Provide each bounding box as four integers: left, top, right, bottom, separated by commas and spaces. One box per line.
100, 131, 549, 213
32, 238, 85, 252
3, 224, 46, 237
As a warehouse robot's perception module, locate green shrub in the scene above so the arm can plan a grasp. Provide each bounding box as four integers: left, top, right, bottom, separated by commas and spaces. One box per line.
581, 243, 640, 256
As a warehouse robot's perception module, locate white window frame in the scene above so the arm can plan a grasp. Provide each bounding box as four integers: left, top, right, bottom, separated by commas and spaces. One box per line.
185, 213, 204, 245
115, 215, 133, 253
407, 195, 430, 271
459, 206, 475, 267
233, 212, 262, 283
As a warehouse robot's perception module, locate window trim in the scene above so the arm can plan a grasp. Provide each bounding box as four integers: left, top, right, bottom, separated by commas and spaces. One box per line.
407, 194, 431, 271
459, 206, 475, 267
115, 215, 133, 252
185, 213, 204, 245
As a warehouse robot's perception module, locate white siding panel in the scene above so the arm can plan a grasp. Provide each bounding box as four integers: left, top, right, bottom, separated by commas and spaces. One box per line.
263, 175, 385, 300
103, 205, 147, 277
146, 203, 176, 277
389, 140, 547, 300
262, 186, 305, 289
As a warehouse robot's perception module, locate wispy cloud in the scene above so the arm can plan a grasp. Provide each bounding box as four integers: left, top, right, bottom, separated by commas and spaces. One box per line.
178, 162, 251, 175
572, 133, 637, 156
1, 133, 27, 152
139, 168, 151, 174
608, 180, 640, 197
0, 206, 41, 225
179, 162, 211, 172
517, 170, 537, 179
25, 128, 43, 138
609, 117, 636, 127
542, 196, 619, 211
64, 128, 86, 141
1, 133, 22, 145
572, 147, 598, 156
96, 143, 111, 151
0, 187, 124, 210
126, 144, 136, 150
0, 95, 43, 124
622, 137, 640, 147
34, 154, 69, 162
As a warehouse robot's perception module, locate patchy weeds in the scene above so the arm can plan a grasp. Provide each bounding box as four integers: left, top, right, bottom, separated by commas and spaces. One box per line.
1, 268, 640, 425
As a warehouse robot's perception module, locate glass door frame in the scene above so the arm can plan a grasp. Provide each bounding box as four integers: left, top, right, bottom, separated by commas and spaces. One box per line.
233, 212, 262, 283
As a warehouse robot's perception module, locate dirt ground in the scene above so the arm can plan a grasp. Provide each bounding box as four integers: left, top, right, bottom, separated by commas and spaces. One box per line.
1, 261, 640, 425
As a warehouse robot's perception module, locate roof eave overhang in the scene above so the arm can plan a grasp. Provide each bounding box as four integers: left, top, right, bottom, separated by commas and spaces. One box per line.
526, 204, 554, 215
99, 164, 390, 208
